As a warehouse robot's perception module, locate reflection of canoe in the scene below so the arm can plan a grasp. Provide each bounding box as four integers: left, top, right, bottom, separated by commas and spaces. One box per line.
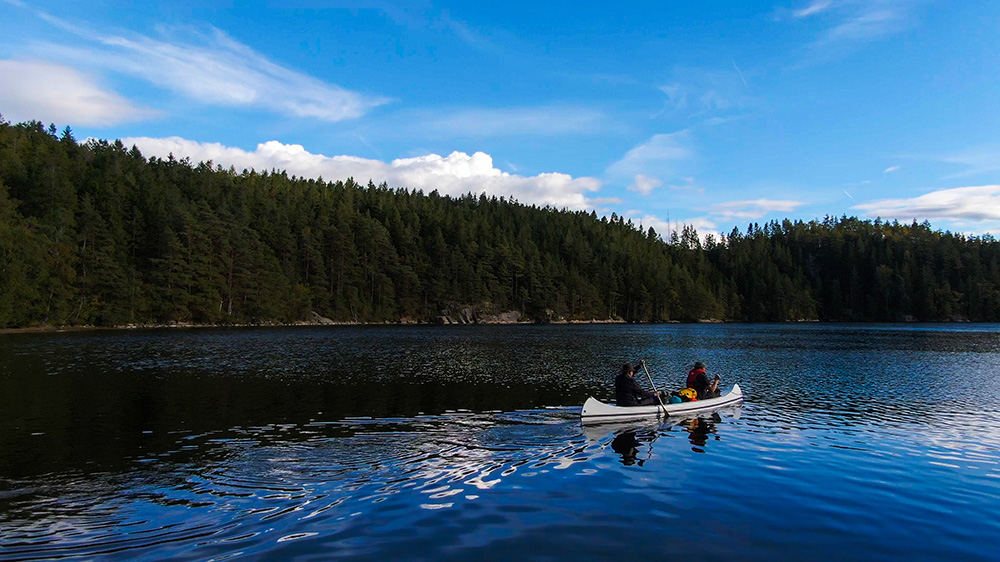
580, 418, 667, 444
581, 384, 744, 421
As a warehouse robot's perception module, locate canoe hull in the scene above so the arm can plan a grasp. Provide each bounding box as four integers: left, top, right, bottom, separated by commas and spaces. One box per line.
581, 384, 743, 421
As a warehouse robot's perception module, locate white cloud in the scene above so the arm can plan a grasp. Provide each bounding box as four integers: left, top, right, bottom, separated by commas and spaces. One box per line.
686, 217, 725, 242
884, 165, 901, 173
120, 136, 602, 209
709, 199, 805, 220
624, 211, 722, 243
607, 131, 694, 179
853, 185, 1000, 222
627, 174, 663, 195
624, 212, 673, 237
31, 13, 387, 121
687, 216, 721, 234
0, 59, 157, 126
419, 105, 606, 137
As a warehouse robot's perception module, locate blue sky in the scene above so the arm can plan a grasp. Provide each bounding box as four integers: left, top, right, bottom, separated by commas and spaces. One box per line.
2, 0, 1000, 239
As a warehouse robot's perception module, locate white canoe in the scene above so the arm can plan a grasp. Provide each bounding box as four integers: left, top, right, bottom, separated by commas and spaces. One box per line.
581, 383, 744, 421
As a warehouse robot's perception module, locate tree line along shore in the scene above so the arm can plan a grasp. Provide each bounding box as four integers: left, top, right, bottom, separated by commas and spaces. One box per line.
2, 118, 1000, 329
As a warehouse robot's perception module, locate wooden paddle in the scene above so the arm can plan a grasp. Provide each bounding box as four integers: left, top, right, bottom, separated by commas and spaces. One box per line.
640, 360, 668, 416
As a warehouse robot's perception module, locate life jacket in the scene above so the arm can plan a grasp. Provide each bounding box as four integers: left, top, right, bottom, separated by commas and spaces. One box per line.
678, 387, 698, 401
686, 368, 705, 388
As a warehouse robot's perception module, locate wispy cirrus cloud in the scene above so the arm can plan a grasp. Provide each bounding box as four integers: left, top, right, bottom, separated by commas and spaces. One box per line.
659, 67, 754, 118
435, 9, 504, 54
884, 165, 901, 173
120, 136, 602, 210
792, 0, 834, 18
854, 185, 1000, 222
625, 174, 699, 196
607, 130, 694, 180
0, 59, 158, 126
26, 9, 388, 122
416, 105, 607, 137
936, 144, 1000, 178
782, 0, 922, 58
359, 2, 507, 54
708, 198, 805, 220
818, 6, 907, 46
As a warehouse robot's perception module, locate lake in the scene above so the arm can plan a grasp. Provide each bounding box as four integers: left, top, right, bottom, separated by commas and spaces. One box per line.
1, 324, 999, 561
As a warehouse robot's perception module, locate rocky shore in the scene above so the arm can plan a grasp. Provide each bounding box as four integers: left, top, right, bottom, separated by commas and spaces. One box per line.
0, 309, 630, 334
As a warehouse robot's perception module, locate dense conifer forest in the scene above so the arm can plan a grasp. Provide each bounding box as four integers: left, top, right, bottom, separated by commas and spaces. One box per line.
2, 118, 1000, 328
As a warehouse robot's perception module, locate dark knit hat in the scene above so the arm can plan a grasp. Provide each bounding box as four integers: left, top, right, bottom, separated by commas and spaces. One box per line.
693, 361, 706, 370
621, 362, 634, 375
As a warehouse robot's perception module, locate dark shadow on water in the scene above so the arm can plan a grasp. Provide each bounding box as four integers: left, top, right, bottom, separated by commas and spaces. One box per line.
611, 430, 650, 466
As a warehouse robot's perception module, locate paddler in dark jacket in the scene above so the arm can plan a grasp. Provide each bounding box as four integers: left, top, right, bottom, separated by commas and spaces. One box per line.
615, 361, 662, 406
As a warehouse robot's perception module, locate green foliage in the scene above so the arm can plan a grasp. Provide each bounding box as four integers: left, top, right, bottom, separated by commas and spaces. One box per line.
2, 117, 1000, 327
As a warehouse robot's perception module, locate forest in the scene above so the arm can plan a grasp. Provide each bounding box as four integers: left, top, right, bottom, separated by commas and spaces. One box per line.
2, 117, 1000, 329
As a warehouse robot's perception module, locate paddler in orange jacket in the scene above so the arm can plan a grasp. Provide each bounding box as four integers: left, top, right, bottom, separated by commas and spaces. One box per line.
686, 361, 720, 399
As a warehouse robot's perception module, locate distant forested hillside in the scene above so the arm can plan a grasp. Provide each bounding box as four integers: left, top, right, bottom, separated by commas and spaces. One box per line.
2, 118, 1000, 328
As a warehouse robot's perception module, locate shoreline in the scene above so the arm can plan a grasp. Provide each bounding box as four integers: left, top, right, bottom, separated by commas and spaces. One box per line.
0, 318, 630, 334
0, 317, 981, 335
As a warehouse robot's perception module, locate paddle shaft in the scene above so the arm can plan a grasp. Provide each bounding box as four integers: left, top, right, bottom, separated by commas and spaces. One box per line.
641, 362, 667, 414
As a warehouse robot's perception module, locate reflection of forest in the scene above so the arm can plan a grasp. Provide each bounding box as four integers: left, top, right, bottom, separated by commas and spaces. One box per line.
0, 368, 556, 478
0, 332, 591, 478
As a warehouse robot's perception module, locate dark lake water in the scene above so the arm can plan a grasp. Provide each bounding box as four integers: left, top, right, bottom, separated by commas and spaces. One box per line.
1, 324, 999, 561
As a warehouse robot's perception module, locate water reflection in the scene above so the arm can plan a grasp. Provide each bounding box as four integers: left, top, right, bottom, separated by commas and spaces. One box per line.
0, 406, 756, 560
3, 324, 1000, 561
584, 406, 743, 465
611, 431, 646, 466
680, 413, 722, 452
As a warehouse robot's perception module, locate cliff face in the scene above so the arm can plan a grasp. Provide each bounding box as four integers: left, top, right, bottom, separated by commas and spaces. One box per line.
435, 307, 523, 324
432, 306, 630, 324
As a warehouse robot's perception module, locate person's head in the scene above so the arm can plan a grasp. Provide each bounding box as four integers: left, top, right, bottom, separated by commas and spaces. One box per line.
621, 362, 634, 376
693, 361, 705, 370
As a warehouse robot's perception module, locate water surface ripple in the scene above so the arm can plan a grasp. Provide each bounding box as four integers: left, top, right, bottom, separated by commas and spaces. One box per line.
1, 324, 999, 561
